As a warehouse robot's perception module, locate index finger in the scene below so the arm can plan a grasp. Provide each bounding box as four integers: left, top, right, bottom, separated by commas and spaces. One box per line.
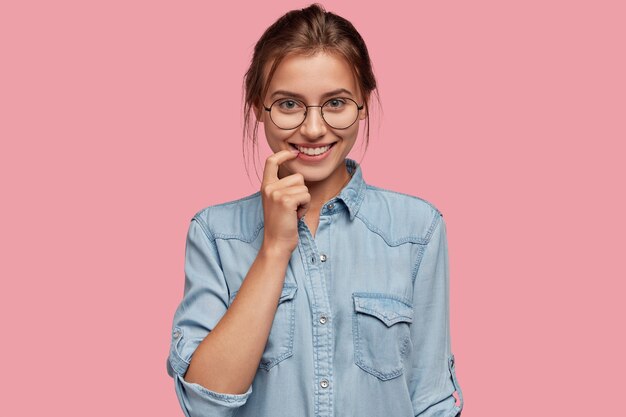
263, 149, 299, 184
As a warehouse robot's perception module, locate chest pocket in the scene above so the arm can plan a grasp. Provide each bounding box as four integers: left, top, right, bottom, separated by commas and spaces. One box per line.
352, 292, 414, 380
230, 282, 298, 371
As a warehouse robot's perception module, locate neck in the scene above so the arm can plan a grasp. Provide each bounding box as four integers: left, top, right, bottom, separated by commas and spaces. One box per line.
305, 163, 353, 209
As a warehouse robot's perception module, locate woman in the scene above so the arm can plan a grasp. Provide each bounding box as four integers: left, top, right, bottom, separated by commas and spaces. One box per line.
166, 4, 464, 417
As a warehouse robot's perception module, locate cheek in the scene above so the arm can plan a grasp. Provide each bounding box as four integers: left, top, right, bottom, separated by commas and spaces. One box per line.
264, 124, 291, 148
343, 124, 360, 143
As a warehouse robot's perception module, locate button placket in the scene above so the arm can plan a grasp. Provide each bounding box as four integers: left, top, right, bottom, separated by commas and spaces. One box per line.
297, 219, 333, 416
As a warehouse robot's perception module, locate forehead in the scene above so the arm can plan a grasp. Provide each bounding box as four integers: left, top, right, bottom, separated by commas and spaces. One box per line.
264, 52, 358, 100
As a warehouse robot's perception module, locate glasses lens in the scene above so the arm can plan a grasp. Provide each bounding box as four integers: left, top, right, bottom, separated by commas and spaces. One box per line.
270, 99, 306, 130
322, 98, 359, 129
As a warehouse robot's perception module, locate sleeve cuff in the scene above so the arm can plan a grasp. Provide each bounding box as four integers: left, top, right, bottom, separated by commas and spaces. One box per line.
174, 373, 253, 416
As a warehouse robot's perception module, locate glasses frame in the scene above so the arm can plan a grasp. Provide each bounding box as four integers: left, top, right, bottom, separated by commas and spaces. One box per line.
263, 97, 365, 130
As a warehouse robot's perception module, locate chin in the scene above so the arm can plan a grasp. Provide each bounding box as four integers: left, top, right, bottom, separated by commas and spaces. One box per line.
296, 164, 339, 181
307, 174, 332, 184
296, 169, 330, 182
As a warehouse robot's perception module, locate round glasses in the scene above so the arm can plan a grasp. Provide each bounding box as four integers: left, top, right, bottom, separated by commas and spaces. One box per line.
263, 97, 364, 130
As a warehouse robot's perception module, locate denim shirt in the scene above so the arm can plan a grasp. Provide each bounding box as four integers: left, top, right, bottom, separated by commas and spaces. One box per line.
166, 158, 464, 417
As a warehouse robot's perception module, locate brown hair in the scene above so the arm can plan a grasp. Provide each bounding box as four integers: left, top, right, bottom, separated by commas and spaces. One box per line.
241, 3, 381, 183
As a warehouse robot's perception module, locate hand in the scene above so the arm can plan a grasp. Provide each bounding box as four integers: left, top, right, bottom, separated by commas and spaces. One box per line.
260, 149, 310, 255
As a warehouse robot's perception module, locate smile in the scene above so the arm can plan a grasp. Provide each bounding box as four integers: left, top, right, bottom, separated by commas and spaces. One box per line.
290, 142, 336, 156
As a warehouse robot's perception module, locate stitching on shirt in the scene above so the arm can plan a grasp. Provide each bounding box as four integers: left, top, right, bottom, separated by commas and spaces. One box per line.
185, 216, 228, 308
192, 215, 216, 242
212, 221, 264, 243
350, 169, 367, 218
354, 213, 427, 246
410, 214, 443, 285
352, 291, 414, 307
351, 292, 410, 380
194, 192, 264, 243
355, 305, 413, 325
197, 206, 264, 243
185, 375, 252, 402
355, 187, 440, 246
190, 216, 226, 269
316, 240, 334, 410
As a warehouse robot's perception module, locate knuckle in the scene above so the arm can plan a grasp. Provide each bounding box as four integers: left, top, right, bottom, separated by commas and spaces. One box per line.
264, 157, 277, 169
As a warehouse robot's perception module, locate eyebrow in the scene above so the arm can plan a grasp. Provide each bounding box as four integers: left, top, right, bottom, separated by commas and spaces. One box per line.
270, 88, 354, 100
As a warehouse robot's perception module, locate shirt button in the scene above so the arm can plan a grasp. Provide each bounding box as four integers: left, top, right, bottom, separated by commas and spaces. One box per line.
173, 329, 181, 338
319, 315, 327, 324
320, 379, 329, 389
320, 254, 327, 262
327, 203, 334, 210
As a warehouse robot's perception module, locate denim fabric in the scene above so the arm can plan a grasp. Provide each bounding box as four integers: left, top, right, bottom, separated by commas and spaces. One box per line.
166, 158, 464, 417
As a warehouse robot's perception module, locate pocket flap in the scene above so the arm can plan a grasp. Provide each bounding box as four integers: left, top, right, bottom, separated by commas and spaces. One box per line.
230, 283, 298, 306
353, 293, 414, 326
278, 283, 298, 303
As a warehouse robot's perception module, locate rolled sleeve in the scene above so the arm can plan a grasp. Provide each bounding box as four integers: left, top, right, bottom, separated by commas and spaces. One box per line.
166, 215, 252, 416
173, 372, 252, 417
410, 213, 464, 417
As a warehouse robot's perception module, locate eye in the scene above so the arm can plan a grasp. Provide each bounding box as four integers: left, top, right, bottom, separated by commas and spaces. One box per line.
277, 99, 304, 112
324, 98, 347, 110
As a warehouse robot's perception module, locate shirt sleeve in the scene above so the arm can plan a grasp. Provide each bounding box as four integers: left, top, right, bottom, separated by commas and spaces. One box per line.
166, 216, 253, 417
409, 213, 464, 417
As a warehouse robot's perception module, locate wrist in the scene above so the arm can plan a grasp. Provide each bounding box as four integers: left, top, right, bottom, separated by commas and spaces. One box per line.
259, 242, 293, 262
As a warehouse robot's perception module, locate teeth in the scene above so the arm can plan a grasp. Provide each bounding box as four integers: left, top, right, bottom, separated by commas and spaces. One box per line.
295, 144, 332, 156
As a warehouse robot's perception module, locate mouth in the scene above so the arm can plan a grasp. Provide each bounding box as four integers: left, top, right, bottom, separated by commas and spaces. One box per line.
289, 141, 337, 156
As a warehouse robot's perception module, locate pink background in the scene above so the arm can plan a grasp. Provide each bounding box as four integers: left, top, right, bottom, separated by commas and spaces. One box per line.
2, 1, 624, 415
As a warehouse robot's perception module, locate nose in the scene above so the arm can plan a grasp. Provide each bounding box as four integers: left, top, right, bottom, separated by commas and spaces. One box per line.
299, 106, 327, 138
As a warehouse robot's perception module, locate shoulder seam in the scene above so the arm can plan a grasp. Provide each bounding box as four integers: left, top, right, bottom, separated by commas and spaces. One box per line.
424, 210, 443, 245
190, 214, 225, 271
191, 214, 215, 243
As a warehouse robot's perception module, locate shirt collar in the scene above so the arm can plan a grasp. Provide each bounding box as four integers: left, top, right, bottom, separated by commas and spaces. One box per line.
337, 158, 366, 221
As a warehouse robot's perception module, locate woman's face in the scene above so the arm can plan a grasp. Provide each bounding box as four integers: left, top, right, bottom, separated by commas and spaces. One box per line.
257, 51, 367, 184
